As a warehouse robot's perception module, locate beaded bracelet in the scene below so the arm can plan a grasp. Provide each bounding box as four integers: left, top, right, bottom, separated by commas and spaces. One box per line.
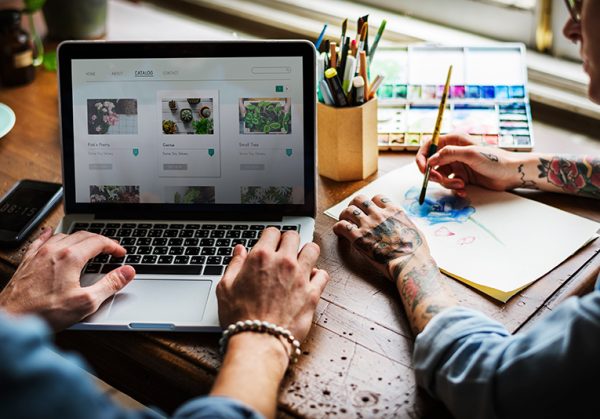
219, 320, 302, 366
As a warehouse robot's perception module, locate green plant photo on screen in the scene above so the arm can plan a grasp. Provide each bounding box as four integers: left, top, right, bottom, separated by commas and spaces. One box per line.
242, 99, 291, 134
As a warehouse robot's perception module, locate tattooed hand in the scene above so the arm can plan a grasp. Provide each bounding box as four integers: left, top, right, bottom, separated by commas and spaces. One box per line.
416, 134, 522, 197
333, 194, 457, 334
333, 194, 431, 280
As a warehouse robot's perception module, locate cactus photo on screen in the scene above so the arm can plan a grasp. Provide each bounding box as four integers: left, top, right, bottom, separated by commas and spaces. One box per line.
160, 97, 214, 135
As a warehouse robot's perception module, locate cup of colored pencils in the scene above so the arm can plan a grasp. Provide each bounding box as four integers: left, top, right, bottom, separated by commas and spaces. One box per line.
314, 17, 387, 181
315, 16, 386, 107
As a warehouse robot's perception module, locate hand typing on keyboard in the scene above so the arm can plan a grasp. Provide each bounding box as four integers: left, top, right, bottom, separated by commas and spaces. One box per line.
0, 229, 135, 331
76, 222, 300, 277
216, 227, 330, 344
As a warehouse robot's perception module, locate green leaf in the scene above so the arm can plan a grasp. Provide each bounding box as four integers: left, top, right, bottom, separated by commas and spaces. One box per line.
24, 0, 46, 13
43, 51, 57, 71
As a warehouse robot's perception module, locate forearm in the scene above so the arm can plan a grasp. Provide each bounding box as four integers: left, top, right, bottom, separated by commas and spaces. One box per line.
414, 292, 600, 419
507, 153, 600, 198
391, 253, 457, 335
210, 332, 289, 419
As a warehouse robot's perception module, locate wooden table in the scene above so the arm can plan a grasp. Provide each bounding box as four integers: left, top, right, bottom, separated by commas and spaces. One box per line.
1, 64, 600, 418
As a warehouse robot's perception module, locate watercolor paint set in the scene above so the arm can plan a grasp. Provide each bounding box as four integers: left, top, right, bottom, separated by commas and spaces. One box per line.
370, 44, 534, 151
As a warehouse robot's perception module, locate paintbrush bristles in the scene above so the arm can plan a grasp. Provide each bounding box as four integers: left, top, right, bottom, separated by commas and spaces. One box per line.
340, 18, 347, 45
360, 22, 368, 42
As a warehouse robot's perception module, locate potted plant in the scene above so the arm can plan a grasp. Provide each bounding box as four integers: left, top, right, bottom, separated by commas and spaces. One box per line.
43, 0, 107, 40
23, 0, 45, 67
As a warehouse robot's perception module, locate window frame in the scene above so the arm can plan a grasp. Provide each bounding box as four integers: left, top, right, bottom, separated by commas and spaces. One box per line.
357, 0, 537, 44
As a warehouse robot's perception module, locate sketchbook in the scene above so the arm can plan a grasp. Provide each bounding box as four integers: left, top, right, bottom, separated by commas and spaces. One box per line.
325, 164, 599, 302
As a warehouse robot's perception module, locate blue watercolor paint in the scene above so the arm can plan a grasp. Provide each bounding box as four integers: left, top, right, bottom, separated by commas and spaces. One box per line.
495, 85, 509, 99
481, 85, 496, 99
466, 85, 480, 98
509, 85, 525, 98
403, 187, 475, 224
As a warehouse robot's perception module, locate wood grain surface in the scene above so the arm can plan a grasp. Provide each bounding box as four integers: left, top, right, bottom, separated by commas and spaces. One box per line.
1, 63, 600, 418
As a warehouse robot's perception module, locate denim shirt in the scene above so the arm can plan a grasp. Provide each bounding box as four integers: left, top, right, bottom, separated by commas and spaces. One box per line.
413, 275, 600, 419
0, 312, 262, 419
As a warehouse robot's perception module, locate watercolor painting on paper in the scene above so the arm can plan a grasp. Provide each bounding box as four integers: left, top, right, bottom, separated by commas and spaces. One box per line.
325, 164, 599, 302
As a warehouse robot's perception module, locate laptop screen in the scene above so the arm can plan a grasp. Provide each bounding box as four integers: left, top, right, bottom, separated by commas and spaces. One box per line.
69, 55, 305, 207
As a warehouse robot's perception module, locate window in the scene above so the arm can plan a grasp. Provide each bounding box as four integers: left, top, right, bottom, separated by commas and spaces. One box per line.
360, 0, 535, 44
358, 0, 579, 60
146, 0, 592, 116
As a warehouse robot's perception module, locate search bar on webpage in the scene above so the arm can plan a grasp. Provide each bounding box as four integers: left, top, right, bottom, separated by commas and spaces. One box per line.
251, 66, 291, 74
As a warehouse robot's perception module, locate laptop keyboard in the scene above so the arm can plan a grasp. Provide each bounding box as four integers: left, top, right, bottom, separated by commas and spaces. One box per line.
70, 222, 299, 276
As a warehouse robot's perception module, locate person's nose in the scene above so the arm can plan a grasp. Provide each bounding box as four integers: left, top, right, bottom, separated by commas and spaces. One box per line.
563, 17, 582, 43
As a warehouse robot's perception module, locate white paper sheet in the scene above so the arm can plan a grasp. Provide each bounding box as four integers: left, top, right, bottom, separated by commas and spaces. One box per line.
325, 164, 600, 302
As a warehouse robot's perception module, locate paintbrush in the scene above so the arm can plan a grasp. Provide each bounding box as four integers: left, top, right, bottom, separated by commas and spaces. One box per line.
340, 18, 347, 50
369, 19, 387, 63
329, 42, 337, 69
358, 22, 368, 56
356, 16, 364, 43
362, 14, 369, 55
418, 65, 453, 205
339, 36, 350, 79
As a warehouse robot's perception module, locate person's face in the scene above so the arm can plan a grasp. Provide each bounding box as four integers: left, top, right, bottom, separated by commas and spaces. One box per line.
564, 0, 600, 102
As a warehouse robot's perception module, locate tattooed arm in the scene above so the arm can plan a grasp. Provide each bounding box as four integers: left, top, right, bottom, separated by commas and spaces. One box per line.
514, 154, 600, 198
333, 195, 456, 334
416, 134, 600, 199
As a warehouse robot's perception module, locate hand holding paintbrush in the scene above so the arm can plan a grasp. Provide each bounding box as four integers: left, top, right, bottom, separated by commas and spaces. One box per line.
418, 65, 453, 205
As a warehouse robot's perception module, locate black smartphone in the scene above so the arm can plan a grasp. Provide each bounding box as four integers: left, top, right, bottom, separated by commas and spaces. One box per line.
0, 180, 63, 246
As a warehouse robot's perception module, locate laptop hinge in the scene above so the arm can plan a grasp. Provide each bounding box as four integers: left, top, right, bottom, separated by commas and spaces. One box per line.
92, 213, 284, 222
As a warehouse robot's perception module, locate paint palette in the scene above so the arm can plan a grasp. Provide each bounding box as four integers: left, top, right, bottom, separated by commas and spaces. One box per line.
371, 45, 534, 151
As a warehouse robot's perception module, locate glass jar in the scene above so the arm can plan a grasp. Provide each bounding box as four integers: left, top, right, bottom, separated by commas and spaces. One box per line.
0, 9, 35, 87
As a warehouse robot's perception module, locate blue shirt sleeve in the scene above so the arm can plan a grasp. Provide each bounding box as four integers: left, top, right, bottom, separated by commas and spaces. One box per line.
0, 312, 262, 419
174, 397, 263, 419
413, 281, 600, 419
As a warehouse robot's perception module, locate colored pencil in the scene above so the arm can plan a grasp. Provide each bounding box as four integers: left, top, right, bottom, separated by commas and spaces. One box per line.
359, 50, 369, 100
418, 65, 453, 205
315, 24, 327, 50
329, 42, 337, 69
350, 39, 357, 56
368, 74, 384, 99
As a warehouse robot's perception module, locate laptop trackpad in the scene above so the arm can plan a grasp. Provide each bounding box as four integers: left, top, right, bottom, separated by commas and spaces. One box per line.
99, 279, 212, 325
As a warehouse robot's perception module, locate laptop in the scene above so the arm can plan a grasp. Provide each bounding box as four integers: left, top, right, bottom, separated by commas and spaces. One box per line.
55, 41, 317, 331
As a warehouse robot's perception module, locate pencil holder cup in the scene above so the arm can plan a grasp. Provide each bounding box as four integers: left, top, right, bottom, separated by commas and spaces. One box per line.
317, 99, 378, 181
